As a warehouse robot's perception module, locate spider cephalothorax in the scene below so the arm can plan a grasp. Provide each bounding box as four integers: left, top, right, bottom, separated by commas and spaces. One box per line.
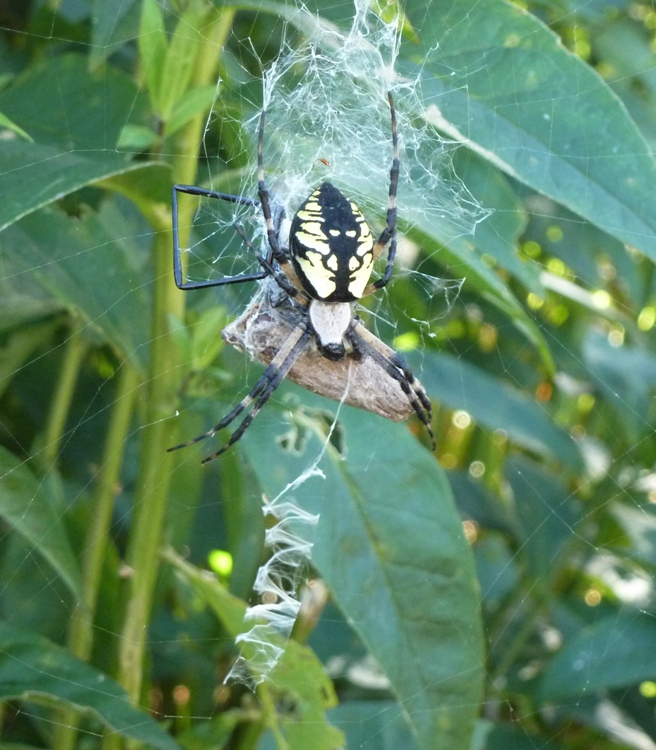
169, 92, 434, 462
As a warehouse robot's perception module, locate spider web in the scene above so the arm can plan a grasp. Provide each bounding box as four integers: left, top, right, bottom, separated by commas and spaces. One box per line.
0, 0, 656, 749
176, 0, 478, 328
179, 0, 486, 688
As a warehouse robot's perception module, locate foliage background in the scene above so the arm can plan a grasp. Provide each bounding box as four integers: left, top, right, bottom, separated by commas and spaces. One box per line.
1, 0, 656, 749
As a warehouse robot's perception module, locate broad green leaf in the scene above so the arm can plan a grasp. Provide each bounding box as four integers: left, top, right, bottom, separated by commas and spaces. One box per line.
400, 0, 656, 263
452, 148, 541, 295
419, 352, 583, 470
2, 201, 151, 368
326, 701, 418, 750
0, 54, 152, 233
582, 329, 656, 444
506, 457, 582, 586
139, 0, 169, 116
238, 406, 484, 750
0, 447, 81, 601
0, 620, 180, 750
0, 111, 32, 141
0, 54, 145, 151
539, 612, 656, 700
165, 550, 344, 750
0, 141, 157, 232
90, 0, 140, 69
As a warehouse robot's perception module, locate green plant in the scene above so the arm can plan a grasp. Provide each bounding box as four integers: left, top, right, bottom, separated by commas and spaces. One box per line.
1, 1, 656, 749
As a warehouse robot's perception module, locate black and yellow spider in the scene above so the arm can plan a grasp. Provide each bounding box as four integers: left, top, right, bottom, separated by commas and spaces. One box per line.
169, 92, 434, 463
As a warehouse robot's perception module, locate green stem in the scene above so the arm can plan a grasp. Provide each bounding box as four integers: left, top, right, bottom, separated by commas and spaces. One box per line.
488, 578, 551, 684
113, 3, 237, 713
115, 222, 182, 704
258, 685, 289, 750
41, 317, 87, 470
53, 363, 141, 750
491, 598, 547, 683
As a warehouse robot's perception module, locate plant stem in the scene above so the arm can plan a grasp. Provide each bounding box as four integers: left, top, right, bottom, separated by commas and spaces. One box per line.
53, 362, 141, 750
41, 317, 87, 470
113, 3, 237, 713
115, 218, 182, 705
258, 685, 289, 750
488, 579, 551, 683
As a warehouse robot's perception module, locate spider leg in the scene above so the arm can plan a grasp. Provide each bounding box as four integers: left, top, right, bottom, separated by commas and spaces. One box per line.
257, 109, 305, 297
168, 324, 312, 462
362, 91, 399, 297
349, 321, 435, 449
172, 184, 269, 291
233, 224, 308, 304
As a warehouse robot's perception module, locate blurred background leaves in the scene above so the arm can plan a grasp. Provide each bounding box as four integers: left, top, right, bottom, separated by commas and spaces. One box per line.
1, 1, 656, 749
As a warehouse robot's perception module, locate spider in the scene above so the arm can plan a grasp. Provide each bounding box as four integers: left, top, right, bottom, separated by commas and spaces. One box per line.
168, 92, 434, 463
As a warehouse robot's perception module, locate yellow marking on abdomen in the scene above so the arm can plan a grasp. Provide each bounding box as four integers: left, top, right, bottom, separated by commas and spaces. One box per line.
356, 235, 374, 256
296, 210, 324, 222
348, 253, 374, 298
297, 253, 337, 298
298, 221, 325, 236
295, 232, 331, 254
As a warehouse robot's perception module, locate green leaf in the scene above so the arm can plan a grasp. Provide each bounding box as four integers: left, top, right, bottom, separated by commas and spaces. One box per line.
90, 0, 140, 70
139, 0, 169, 116
158, 4, 210, 122
506, 457, 582, 586
582, 329, 656, 444
0, 54, 145, 151
117, 123, 159, 151
539, 612, 656, 701
453, 148, 541, 295
237, 406, 484, 750
97, 162, 173, 211
165, 550, 344, 750
400, 0, 656, 263
419, 352, 583, 471
0, 110, 32, 141
2, 202, 151, 367
0, 447, 81, 601
0, 141, 156, 233
165, 85, 218, 138
327, 701, 418, 749
0, 620, 180, 750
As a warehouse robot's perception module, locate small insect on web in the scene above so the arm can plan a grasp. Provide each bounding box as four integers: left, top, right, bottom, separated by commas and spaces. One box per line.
168, 92, 435, 463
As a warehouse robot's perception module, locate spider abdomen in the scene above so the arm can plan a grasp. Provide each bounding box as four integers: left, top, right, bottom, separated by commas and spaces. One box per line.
289, 182, 374, 303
